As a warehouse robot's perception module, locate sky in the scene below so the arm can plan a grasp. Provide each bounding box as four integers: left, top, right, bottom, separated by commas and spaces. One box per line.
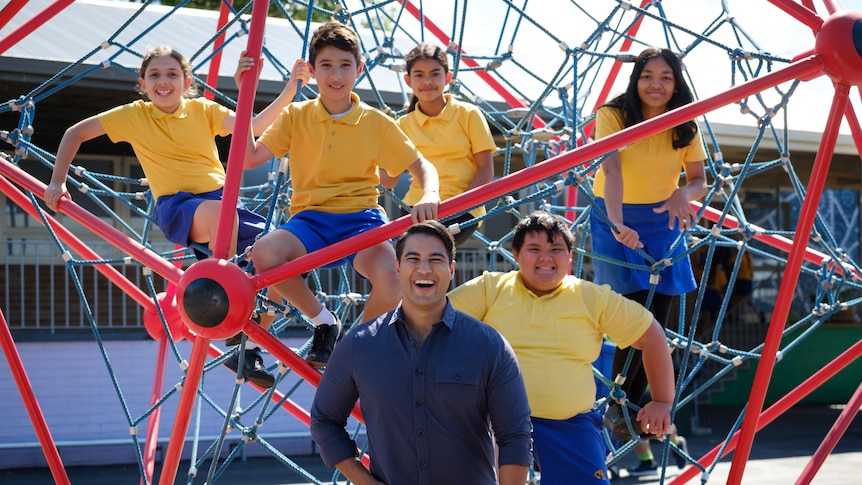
401, 0, 862, 136
86, 0, 862, 135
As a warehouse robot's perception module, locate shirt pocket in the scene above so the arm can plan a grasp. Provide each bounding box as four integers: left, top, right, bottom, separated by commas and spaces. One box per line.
432, 365, 483, 417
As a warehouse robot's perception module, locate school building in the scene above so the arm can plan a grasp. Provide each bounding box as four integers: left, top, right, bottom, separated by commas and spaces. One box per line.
1, 0, 861, 471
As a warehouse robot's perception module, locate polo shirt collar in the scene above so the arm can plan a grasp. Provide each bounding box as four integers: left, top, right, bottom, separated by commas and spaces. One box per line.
411, 93, 455, 125
514, 271, 567, 298
311, 92, 362, 125
151, 98, 189, 120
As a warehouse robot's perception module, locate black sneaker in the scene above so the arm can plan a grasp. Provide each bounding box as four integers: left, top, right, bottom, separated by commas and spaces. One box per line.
674, 435, 689, 468
305, 314, 343, 368
629, 459, 658, 477
603, 402, 648, 441
224, 348, 276, 389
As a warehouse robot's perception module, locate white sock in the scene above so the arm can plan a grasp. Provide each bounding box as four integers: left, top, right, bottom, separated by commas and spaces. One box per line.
310, 307, 335, 327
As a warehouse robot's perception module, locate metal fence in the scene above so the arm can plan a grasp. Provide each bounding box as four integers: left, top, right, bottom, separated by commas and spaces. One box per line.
1, 239, 516, 334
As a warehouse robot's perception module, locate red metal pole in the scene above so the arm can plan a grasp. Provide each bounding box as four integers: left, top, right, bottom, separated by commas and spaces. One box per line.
0, 0, 28, 30
214, 0, 269, 259
140, 334, 169, 485
670, 337, 862, 484
0, 157, 183, 286
244, 323, 364, 422
159, 3, 271, 482
157, 335, 210, 485
768, 0, 824, 30
0, 169, 161, 311
0, 309, 70, 485
697, 204, 861, 279
796, 380, 862, 484
0, 0, 74, 55
250, 56, 824, 291
726, 82, 850, 485
202, 0, 233, 101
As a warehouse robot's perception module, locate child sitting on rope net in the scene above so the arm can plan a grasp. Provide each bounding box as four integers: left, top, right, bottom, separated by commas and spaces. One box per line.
243, 22, 440, 369
44, 45, 309, 388
381, 42, 496, 247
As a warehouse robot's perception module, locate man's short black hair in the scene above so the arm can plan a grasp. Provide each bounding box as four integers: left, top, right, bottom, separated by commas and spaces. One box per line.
512, 211, 575, 251
395, 220, 456, 263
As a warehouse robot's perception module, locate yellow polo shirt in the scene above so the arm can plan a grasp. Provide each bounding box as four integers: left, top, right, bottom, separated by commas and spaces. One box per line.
448, 271, 653, 420
592, 106, 707, 204
396, 94, 496, 217
258, 92, 421, 215
99, 98, 230, 199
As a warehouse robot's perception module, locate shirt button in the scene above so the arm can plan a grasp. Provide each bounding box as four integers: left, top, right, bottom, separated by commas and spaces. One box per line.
415, 400, 422, 407
419, 461, 428, 468
327, 144, 332, 149
455, 372, 462, 380
415, 369, 423, 375
331, 131, 336, 135
410, 340, 417, 346
417, 429, 425, 436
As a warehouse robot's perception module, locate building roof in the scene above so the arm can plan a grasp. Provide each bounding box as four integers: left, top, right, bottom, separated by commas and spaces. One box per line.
1, 0, 859, 189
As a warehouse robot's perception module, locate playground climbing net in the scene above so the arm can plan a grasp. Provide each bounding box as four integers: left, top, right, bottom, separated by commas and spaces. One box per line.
2, 1, 862, 484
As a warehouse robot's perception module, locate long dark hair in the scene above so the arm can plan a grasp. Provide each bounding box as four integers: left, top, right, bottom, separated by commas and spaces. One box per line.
403, 43, 449, 113
602, 47, 696, 149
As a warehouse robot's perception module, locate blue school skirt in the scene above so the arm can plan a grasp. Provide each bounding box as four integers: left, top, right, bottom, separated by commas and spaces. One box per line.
589, 197, 695, 296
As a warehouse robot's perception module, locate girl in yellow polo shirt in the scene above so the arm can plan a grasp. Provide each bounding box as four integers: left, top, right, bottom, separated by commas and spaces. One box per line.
383, 43, 496, 246
45, 46, 309, 389
589, 47, 707, 469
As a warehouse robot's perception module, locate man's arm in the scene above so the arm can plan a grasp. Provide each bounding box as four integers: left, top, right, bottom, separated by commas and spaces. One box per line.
498, 464, 529, 485
631, 319, 674, 437
333, 458, 385, 485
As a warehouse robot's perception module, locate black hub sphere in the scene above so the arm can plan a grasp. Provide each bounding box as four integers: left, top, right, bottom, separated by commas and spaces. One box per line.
182, 277, 230, 328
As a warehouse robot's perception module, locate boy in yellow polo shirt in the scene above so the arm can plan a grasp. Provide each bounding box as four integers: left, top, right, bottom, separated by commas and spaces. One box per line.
243, 22, 440, 368
449, 211, 676, 484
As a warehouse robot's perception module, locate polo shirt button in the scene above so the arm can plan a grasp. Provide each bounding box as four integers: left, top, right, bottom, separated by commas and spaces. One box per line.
455, 372, 462, 380
415, 369, 423, 375
417, 429, 425, 436
419, 461, 428, 468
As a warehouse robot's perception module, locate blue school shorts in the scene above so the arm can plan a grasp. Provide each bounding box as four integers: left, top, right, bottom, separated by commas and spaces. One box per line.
154, 188, 267, 257
589, 197, 696, 296
277, 209, 389, 274
531, 412, 610, 484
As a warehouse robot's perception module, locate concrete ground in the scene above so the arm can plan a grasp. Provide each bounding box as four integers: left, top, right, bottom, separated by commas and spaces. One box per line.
1, 404, 859, 484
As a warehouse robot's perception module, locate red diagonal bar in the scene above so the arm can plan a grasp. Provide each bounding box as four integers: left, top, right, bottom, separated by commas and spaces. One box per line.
244, 322, 364, 422
0, 168, 158, 312
398, 0, 546, 129
796, 380, 862, 484
768, 0, 824, 30
0, 0, 28, 30
727, 82, 850, 485
670, 337, 862, 484
251, 55, 824, 290
0, 156, 183, 287
698, 203, 861, 280
0, 309, 70, 485
0, 0, 73, 55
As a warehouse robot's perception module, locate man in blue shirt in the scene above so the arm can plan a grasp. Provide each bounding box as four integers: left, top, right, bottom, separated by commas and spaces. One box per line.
310, 220, 532, 485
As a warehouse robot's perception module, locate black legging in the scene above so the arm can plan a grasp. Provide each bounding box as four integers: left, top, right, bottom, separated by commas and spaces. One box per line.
611, 290, 674, 407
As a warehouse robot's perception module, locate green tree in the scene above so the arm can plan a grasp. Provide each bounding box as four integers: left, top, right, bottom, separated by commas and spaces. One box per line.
157, 0, 339, 22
